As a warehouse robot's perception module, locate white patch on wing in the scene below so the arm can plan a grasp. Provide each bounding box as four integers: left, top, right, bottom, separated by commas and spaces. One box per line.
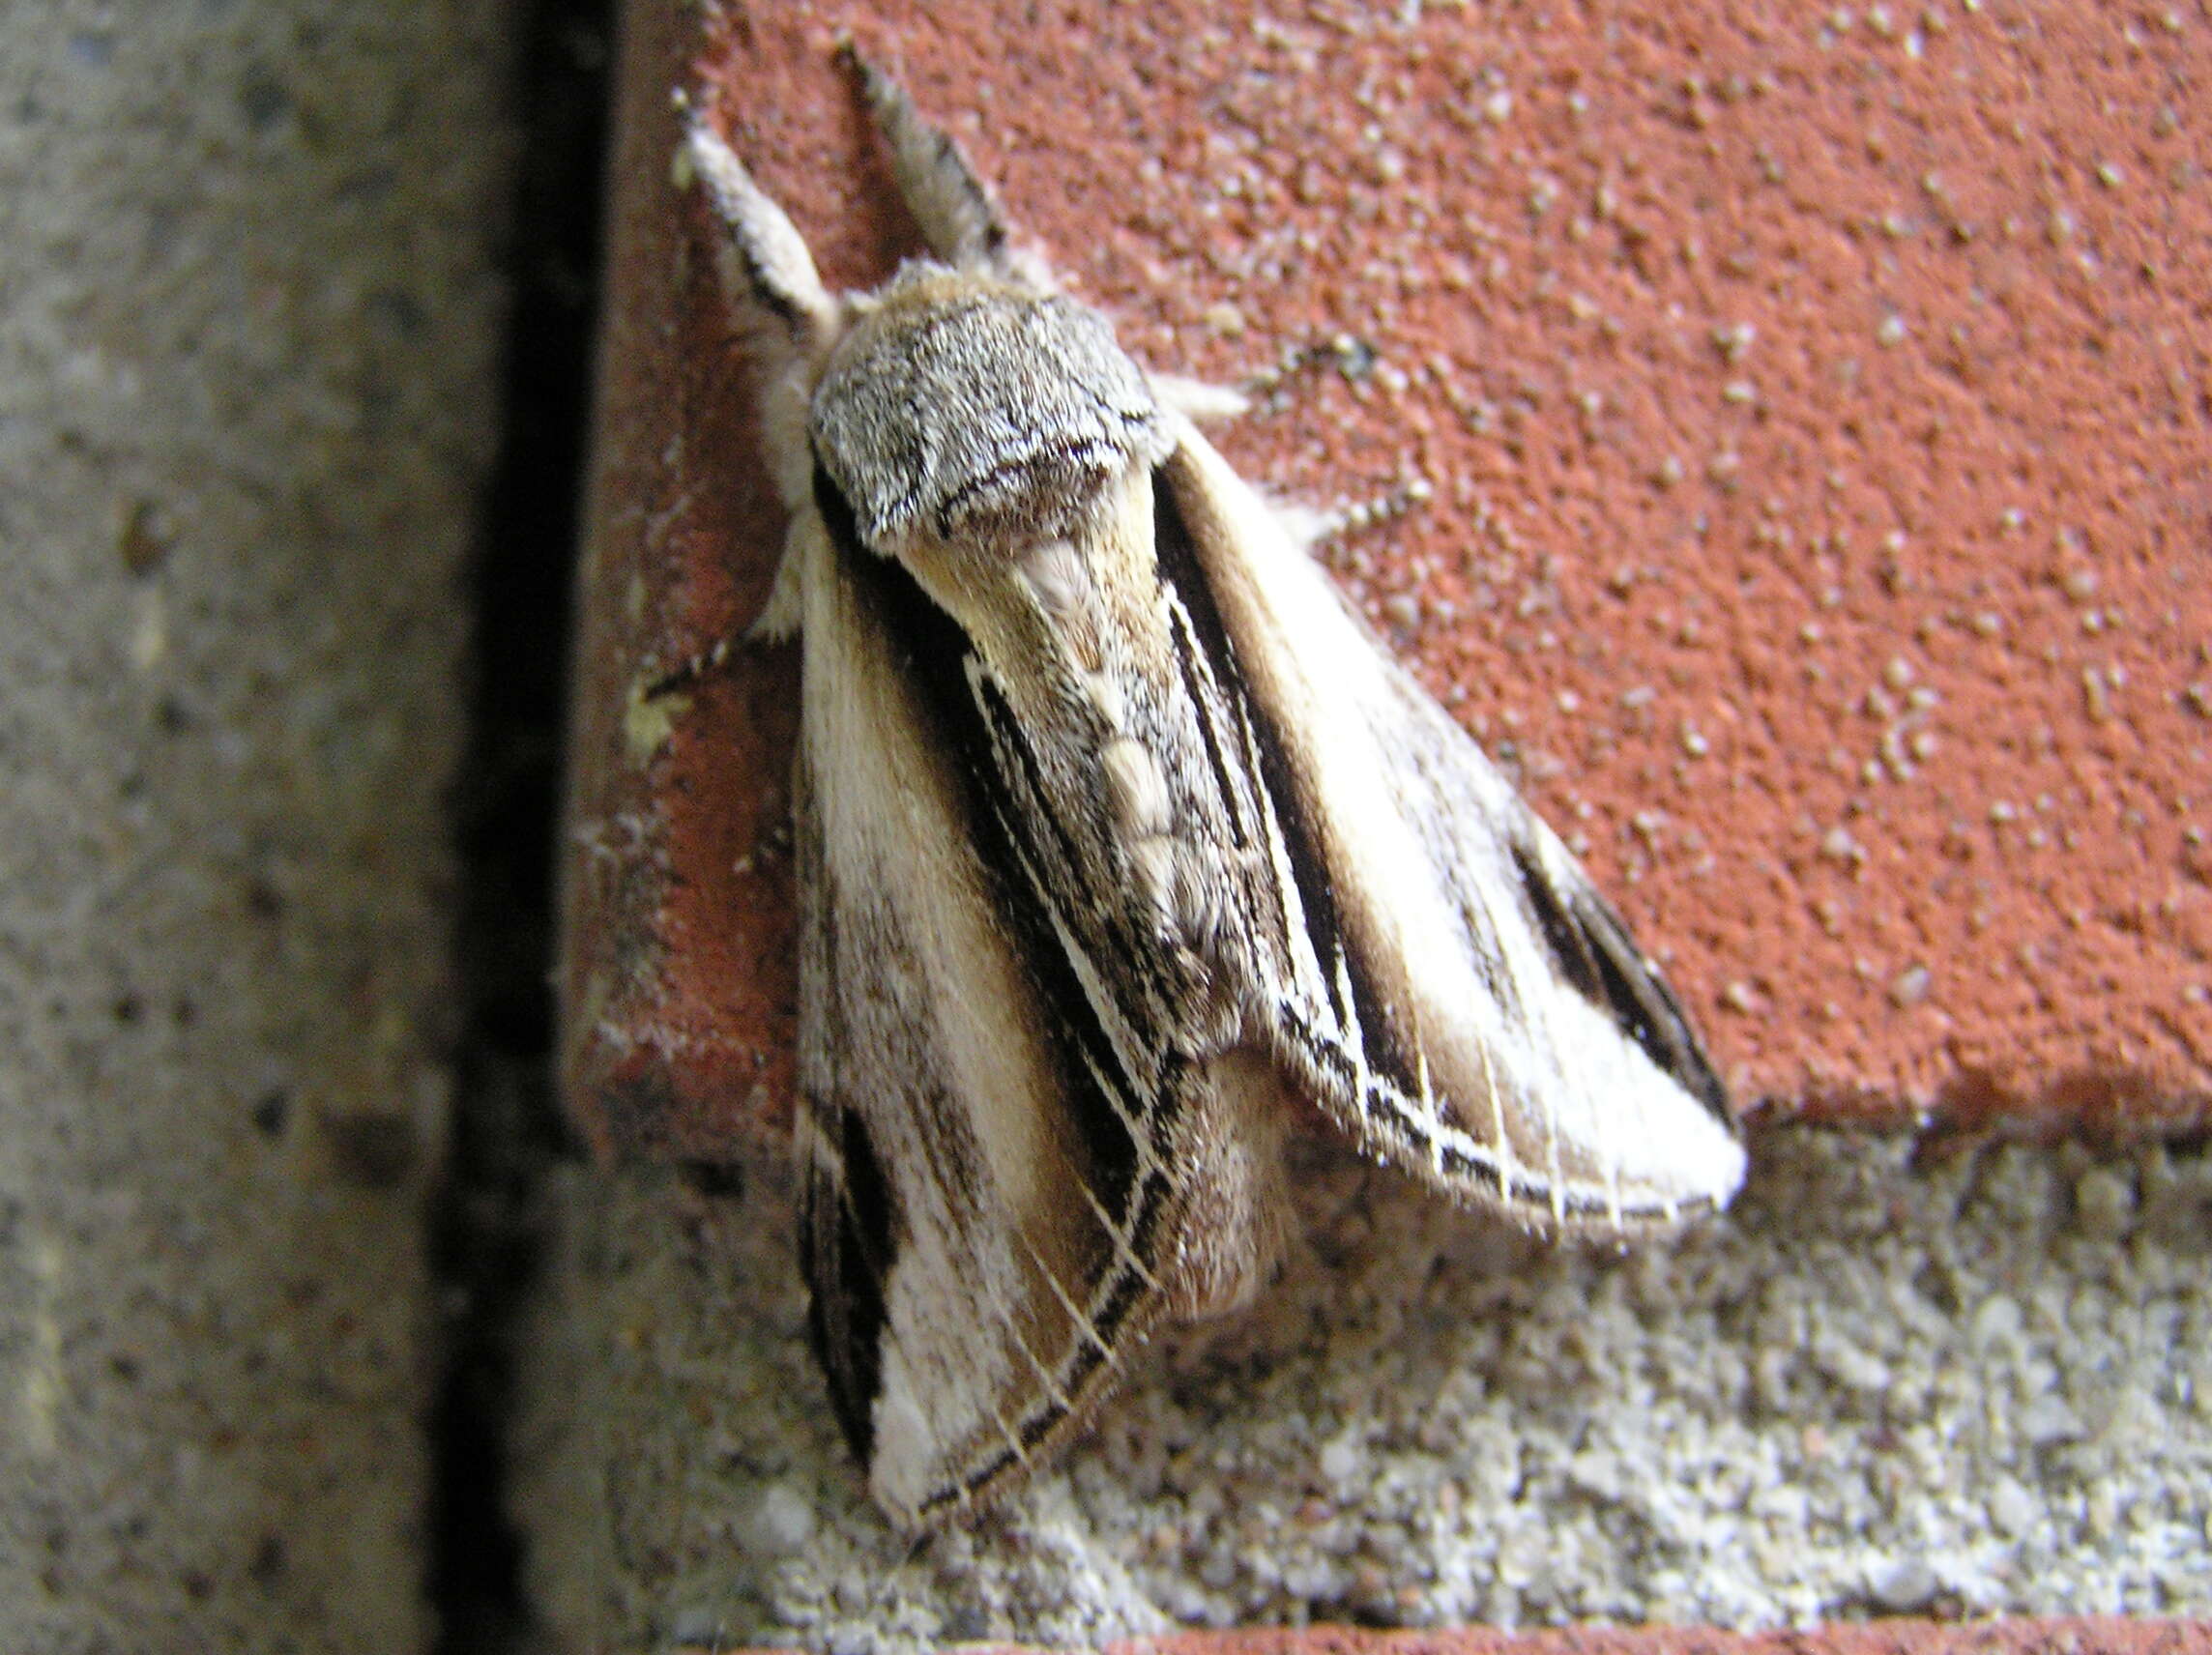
870, 1214, 1026, 1521
804, 534, 1062, 1228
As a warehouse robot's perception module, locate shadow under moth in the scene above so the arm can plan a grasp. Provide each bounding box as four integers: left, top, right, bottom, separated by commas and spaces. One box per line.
680, 52, 1745, 1532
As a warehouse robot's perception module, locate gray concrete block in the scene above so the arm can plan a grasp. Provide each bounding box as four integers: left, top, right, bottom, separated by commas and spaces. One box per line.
0, 3, 516, 1648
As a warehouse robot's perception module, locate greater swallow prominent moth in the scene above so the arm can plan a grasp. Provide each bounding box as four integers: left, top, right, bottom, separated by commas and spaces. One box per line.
680, 52, 1744, 1531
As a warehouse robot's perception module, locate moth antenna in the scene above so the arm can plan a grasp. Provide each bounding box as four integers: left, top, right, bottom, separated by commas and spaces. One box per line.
680, 116, 838, 355
838, 41, 1054, 289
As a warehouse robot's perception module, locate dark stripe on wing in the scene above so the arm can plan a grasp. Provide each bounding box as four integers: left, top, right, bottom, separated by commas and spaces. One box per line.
1150, 453, 1727, 1224
815, 466, 1149, 1216
1149, 458, 1420, 1095
909, 1187, 1166, 1524
1507, 842, 1732, 1122
800, 1102, 895, 1466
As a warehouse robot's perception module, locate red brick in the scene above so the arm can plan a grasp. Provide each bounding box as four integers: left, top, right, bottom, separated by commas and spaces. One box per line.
561, 9, 2212, 1153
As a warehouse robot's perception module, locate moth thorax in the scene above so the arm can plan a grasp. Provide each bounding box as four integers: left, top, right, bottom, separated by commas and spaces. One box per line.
810, 272, 1175, 551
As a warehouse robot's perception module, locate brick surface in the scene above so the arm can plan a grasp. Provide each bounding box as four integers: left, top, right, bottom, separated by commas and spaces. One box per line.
562, 3, 2212, 1166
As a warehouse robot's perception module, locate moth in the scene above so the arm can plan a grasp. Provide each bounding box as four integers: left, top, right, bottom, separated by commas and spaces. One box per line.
681, 53, 1745, 1532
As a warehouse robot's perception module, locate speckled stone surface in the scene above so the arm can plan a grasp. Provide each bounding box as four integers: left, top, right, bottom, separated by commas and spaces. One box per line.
1107, 1621, 2212, 1655
517, 1125, 2212, 1647
544, 0, 2212, 1647
0, 1, 513, 1648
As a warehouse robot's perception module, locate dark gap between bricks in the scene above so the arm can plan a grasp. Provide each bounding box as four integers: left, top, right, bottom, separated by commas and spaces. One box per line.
433, 0, 611, 1647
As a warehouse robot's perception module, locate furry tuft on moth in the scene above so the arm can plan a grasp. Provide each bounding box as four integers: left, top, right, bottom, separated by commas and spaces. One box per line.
681, 52, 1745, 1532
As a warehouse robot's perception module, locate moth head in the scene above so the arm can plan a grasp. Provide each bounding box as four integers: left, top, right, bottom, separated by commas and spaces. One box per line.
809, 267, 1173, 558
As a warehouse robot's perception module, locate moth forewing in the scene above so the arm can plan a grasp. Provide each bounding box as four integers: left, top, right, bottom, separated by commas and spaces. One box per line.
683, 58, 1743, 1532
791, 491, 1169, 1527
1154, 432, 1747, 1234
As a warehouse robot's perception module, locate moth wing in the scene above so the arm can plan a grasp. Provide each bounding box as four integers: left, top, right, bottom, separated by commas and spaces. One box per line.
787, 511, 1173, 1529
1158, 432, 1746, 1234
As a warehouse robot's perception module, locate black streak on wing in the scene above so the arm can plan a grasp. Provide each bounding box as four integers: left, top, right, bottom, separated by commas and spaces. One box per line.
1507, 842, 1732, 1120
1150, 460, 1719, 1217
802, 1103, 896, 1464
1147, 465, 1418, 1095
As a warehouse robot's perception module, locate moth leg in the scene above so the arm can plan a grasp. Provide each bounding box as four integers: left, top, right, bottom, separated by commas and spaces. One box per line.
1150, 374, 1251, 423
637, 496, 810, 702
1237, 479, 1435, 575
840, 42, 1054, 289
1293, 475, 1435, 550
641, 632, 743, 701
1175, 333, 1435, 544
1237, 334, 1384, 399
748, 517, 809, 643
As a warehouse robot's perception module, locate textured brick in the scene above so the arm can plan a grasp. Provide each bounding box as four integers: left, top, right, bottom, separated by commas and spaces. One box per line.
563, 4, 2212, 1164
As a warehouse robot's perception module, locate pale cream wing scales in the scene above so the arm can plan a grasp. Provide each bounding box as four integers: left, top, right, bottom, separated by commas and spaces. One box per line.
789, 508, 1173, 1528
1157, 430, 1746, 1233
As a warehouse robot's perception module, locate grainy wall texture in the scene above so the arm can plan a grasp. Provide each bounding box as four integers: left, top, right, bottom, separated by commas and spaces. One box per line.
0, 3, 514, 1648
